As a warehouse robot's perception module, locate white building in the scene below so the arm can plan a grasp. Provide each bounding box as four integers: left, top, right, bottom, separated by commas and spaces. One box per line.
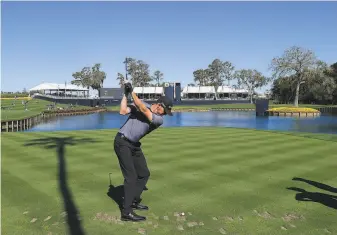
181, 85, 249, 100
217, 86, 249, 99
133, 86, 164, 100
29, 82, 90, 98
181, 86, 216, 99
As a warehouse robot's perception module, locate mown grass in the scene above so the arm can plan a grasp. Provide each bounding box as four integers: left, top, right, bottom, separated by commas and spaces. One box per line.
2, 96, 335, 121
0, 99, 91, 121
107, 103, 336, 111
2, 127, 337, 235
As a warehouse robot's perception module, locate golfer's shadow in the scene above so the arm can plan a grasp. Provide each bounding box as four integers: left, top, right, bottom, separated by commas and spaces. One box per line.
287, 177, 337, 210
106, 183, 148, 212
24, 136, 97, 235
107, 184, 125, 212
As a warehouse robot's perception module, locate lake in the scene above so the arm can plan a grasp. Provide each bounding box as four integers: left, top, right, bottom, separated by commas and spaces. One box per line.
25, 111, 337, 134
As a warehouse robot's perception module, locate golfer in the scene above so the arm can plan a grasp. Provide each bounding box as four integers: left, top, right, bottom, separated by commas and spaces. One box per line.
114, 82, 173, 222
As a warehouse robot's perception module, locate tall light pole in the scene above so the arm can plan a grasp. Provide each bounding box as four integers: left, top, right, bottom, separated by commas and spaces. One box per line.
124, 57, 129, 82
123, 57, 131, 100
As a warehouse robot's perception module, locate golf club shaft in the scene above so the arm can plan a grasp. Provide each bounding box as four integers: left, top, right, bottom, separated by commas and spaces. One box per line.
109, 173, 112, 185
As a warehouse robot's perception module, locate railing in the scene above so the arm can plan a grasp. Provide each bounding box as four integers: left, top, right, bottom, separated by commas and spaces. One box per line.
317, 106, 337, 114
1, 113, 46, 132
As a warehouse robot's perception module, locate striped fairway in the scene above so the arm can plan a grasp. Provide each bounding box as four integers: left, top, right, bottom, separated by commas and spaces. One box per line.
2, 127, 337, 235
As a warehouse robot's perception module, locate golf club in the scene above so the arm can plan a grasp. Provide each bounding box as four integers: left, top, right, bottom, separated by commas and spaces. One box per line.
109, 172, 112, 186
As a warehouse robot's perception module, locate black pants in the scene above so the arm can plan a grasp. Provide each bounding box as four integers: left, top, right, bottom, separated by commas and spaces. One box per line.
114, 133, 150, 213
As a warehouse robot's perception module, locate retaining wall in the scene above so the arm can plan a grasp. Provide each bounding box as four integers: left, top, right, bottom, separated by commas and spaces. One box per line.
1, 108, 106, 132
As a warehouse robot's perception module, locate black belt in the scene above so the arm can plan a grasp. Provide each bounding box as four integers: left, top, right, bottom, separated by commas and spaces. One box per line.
117, 132, 139, 146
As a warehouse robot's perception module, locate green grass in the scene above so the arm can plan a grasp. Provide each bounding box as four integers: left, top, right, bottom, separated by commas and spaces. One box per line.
106, 103, 257, 111
172, 103, 336, 111
0, 99, 92, 121
107, 103, 336, 111
2, 97, 334, 120
2, 127, 337, 235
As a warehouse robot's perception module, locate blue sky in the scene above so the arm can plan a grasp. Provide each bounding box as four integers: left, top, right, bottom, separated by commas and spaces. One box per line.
2, 1, 337, 93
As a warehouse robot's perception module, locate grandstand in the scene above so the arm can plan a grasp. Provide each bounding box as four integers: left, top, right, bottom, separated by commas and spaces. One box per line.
28, 82, 251, 107
181, 86, 216, 99
97, 86, 164, 100
29, 83, 249, 101
217, 86, 249, 99
29, 82, 94, 99
133, 86, 164, 100
181, 85, 249, 100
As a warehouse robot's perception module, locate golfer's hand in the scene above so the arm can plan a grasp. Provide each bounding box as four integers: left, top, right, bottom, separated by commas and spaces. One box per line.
124, 83, 131, 96
125, 82, 133, 93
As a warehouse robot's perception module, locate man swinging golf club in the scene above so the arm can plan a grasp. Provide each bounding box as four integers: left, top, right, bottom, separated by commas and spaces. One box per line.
114, 81, 173, 222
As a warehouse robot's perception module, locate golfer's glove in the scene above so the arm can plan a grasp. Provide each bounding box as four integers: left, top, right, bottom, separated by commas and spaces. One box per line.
124, 82, 133, 95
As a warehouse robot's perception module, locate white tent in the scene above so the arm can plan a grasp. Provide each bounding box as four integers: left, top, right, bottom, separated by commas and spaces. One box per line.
133, 87, 164, 94
181, 85, 249, 99
217, 86, 249, 93
216, 86, 249, 99
217, 86, 236, 93
133, 86, 164, 100
29, 82, 88, 91
181, 86, 216, 99
29, 82, 89, 97
182, 86, 215, 94
234, 88, 249, 93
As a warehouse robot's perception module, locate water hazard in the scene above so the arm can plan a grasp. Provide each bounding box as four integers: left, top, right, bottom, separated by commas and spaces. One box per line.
25, 111, 337, 134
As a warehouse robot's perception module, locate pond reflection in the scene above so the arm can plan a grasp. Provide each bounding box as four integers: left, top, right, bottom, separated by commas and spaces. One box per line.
25, 111, 337, 134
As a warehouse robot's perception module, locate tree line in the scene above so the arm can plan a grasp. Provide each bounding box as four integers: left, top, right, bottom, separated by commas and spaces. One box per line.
1, 88, 29, 98
70, 59, 165, 92
269, 47, 337, 106
70, 63, 107, 90
70, 57, 269, 104
116, 57, 165, 87
70, 46, 336, 106
191, 59, 269, 103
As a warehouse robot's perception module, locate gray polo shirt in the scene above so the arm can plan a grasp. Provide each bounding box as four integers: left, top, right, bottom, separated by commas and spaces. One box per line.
118, 101, 164, 143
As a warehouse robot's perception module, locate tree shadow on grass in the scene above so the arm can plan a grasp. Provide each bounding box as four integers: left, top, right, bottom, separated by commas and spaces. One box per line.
287, 177, 337, 210
292, 177, 337, 194
24, 136, 97, 235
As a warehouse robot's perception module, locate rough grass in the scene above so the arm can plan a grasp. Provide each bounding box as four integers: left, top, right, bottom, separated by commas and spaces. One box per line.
2, 127, 337, 235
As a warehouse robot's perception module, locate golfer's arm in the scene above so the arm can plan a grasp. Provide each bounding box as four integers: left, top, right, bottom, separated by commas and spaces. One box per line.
119, 95, 131, 115
131, 92, 153, 121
